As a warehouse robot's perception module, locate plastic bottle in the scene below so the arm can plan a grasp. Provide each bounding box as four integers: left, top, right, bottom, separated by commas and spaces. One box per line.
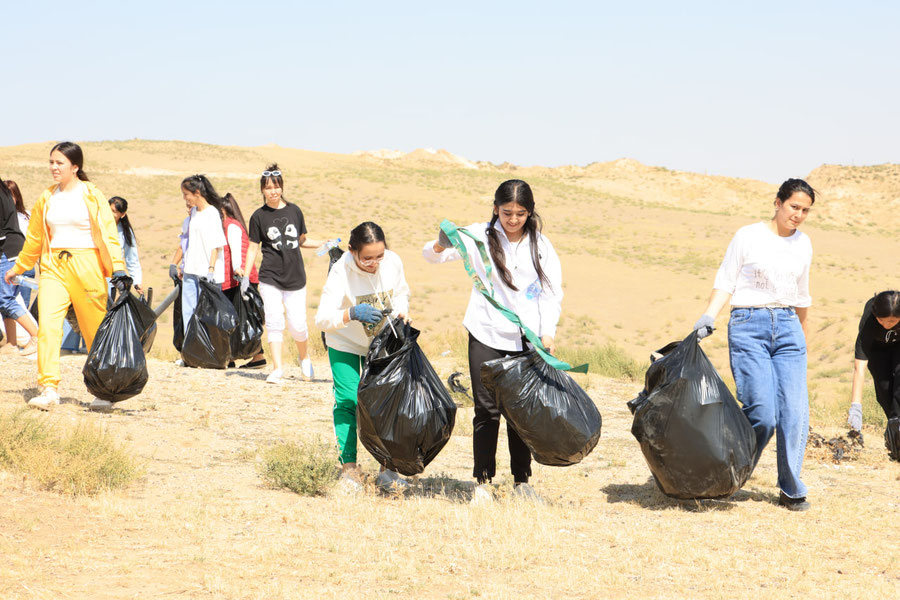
12, 275, 39, 290
315, 238, 341, 256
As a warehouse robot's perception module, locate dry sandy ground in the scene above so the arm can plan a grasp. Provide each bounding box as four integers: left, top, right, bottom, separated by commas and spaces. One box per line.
1, 349, 898, 600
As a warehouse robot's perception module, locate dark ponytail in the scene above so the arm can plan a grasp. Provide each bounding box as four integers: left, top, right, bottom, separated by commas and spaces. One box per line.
486, 179, 550, 292
872, 291, 900, 319
109, 196, 136, 247
181, 174, 224, 219
50, 141, 89, 181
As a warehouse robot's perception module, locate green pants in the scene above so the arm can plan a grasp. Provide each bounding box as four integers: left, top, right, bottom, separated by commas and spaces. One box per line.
329, 347, 364, 464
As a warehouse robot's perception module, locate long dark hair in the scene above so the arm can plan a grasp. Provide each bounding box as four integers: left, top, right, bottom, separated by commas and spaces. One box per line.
181, 174, 223, 218
109, 196, 136, 247
50, 141, 90, 182
5, 180, 28, 217
221, 193, 248, 230
872, 291, 900, 319
776, 178, 816, 206
259, 163, 287, 203
349, 221, 387, 251
486, 179, 550, 292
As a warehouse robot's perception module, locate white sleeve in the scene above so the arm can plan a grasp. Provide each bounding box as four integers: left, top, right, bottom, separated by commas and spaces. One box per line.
390, 257, 410, 317
794, 242, 812, 308
227, 224, 243, 270
315, 266, 349, 332
422, 239, 462, 263
537, 237, 564, 338
206, 211, 226, 249
712, 231, 744, 293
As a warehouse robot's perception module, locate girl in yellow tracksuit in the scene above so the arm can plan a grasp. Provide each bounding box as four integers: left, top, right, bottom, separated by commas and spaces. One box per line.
3, 142, 128, 410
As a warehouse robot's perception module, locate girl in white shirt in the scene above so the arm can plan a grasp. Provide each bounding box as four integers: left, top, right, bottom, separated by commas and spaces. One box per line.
171, 175, 226, 337
694, 178, 816, 511
423, 179, 563, 502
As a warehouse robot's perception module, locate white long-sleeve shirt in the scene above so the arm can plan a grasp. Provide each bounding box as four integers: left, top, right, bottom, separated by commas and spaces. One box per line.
713, 222, 812, 308
226, 223, 243, 270
315, 250, 410, 356
422, 221, 563, 352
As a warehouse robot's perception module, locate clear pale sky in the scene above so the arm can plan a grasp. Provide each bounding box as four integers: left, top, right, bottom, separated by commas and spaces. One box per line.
4, 1, 898, 183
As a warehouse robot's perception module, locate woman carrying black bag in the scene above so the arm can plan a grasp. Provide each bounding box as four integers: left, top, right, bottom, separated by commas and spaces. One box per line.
423, 179, 564, 504
847, 290, 900, 460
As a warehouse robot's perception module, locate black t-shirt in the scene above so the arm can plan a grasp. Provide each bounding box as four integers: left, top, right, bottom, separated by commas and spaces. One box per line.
0, 181, 24, 257
854, 297, 900, 360
248, 202, 308, 291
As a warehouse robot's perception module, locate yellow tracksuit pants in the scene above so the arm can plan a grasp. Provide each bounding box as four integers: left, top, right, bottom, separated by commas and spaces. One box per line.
37, 249, 108, 389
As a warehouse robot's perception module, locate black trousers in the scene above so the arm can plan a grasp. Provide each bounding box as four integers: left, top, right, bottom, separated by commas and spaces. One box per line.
867, 345, 900, 420
468, 332, 532, 483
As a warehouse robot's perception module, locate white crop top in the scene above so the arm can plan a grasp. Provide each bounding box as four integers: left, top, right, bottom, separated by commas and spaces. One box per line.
47, 183, 95, 249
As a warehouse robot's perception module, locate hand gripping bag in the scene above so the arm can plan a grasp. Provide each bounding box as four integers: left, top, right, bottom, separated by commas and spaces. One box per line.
357, 320, 457, 476
181, 279, 238, 369
481, 349, 602, 466
83, 289, 158, 402
230, 284, 265, 360
628, 333, 757, 499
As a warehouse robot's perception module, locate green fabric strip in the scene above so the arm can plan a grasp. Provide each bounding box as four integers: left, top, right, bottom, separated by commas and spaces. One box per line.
439, 219, 588, 373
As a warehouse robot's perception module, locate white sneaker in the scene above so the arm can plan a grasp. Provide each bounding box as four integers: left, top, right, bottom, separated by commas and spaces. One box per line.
335, 474, 363, 495
27, 388, 60, 410
375, 469, 410, 493
89, 397, 114, 411
266, 368, 283, 384
471, 483, 494, 505
300, 358, 314, 380
174, 359, 185, 367
512, 482, 543, 504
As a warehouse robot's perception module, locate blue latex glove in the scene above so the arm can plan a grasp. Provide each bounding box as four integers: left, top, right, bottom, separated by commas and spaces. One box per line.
110, 271, 132, 292
693, 314, 715, 339
847, 402, 863, 431
350, 303, 383, 325
240, 276, 250, 296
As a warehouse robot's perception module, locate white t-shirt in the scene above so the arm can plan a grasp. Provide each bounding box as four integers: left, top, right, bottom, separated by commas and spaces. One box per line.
183, 206, 226, 282
713, 222, 812, 308
422, 221, 563, 351
46, 183, 95, 249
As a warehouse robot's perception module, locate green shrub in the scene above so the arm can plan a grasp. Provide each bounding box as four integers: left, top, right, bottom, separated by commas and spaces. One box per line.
260, 439, 340, 496
0, 409, 139, 496
559, 342, 646, 380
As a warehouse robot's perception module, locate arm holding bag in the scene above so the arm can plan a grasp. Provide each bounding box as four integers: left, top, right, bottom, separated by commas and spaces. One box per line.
357, 320, 457, 476
628, 332, 757, 499
480, 349, 602, 466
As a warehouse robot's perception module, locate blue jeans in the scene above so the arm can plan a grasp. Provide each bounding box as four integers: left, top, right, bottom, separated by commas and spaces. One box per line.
0, 253, 27, 320
728, 307, 809, 499
181, 274, 200, 335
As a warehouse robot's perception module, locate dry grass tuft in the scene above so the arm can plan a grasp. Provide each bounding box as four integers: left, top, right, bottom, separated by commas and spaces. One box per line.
260, 438, 340, 496
0, 408, 139, 496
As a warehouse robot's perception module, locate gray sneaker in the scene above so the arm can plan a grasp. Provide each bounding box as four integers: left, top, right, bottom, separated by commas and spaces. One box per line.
375, 469, 410, 493
512, 482, 543, 503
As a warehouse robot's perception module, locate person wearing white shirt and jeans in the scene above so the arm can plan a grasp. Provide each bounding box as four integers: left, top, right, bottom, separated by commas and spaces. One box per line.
170, 175, 226, 340
694, 178, 816, 511
423, 179, 563, 502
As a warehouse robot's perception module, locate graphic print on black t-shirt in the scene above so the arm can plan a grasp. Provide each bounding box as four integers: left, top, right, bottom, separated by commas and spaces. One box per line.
248, 203, 308, 291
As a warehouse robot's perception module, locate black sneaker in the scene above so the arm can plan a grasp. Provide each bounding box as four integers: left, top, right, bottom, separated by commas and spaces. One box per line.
240, 358, 267, 370
778, 492, 811, 512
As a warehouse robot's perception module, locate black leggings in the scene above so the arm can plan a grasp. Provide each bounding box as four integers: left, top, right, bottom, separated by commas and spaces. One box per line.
867, 345, 900, 420
468, 332, 532, 484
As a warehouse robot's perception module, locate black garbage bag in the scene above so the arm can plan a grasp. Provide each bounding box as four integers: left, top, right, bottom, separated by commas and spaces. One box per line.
230, 284, 265, 360
83, 289, 158, 402
181, 279, 238, 369
628, 332, 757, 499
357, 320, 457, 476
886, 418, 900, 461
481, 349, 602, 466
173, 282, 185, 352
